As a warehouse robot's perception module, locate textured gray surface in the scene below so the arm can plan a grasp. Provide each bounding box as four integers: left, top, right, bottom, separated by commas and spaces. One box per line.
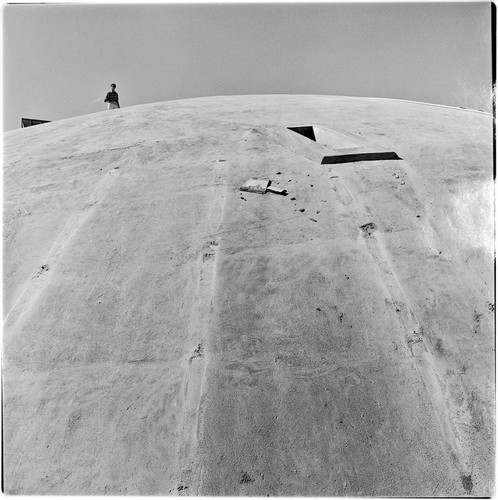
3, 95, 494, 495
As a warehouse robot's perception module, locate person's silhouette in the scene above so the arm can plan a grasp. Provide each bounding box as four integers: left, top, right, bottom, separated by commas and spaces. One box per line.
104, 83, 120, 110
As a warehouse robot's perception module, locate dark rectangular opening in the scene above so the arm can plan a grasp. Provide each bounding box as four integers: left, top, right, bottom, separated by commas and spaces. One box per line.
321, 151, 402, 164
287, 126, 316, 142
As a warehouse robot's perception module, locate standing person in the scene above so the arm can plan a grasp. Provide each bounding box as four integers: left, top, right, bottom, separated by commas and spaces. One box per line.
104, 83, 120, 109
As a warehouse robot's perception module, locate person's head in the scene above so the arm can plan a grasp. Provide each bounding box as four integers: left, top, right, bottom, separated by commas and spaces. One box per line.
110, 83, 116, 91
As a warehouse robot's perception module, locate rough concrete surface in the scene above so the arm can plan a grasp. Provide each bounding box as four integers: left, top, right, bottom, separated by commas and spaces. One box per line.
3, 95, 494, 496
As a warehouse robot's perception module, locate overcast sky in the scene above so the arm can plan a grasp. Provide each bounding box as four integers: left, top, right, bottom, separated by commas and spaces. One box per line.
3, 2, 493, 131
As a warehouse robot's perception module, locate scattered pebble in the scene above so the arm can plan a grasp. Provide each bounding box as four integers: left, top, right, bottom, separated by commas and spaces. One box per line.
316, 307, 321, 311
290, 197, 296, 201
299, 208, 305, 212
276, 171, 281, 175
310, 218, 317, 222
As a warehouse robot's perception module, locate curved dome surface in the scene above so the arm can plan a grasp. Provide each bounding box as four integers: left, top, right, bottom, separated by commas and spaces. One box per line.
3, 95, 494, 496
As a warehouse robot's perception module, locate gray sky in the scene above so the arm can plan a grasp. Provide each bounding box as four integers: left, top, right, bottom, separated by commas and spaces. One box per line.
3, 2, 493, 131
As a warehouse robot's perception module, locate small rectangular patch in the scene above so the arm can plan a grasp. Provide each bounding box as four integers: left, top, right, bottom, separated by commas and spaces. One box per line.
240, 178, 270, 194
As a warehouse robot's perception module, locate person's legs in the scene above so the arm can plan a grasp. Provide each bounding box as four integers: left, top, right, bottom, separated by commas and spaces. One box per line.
108, 102, 119, 110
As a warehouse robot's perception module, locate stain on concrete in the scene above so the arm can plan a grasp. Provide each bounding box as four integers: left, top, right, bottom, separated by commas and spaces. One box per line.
239, 471, 254, 484
360, 222, 377, 237
460, 474, 473, 494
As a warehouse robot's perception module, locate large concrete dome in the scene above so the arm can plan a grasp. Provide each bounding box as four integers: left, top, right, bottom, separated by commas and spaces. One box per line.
3, 95, 494, 496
